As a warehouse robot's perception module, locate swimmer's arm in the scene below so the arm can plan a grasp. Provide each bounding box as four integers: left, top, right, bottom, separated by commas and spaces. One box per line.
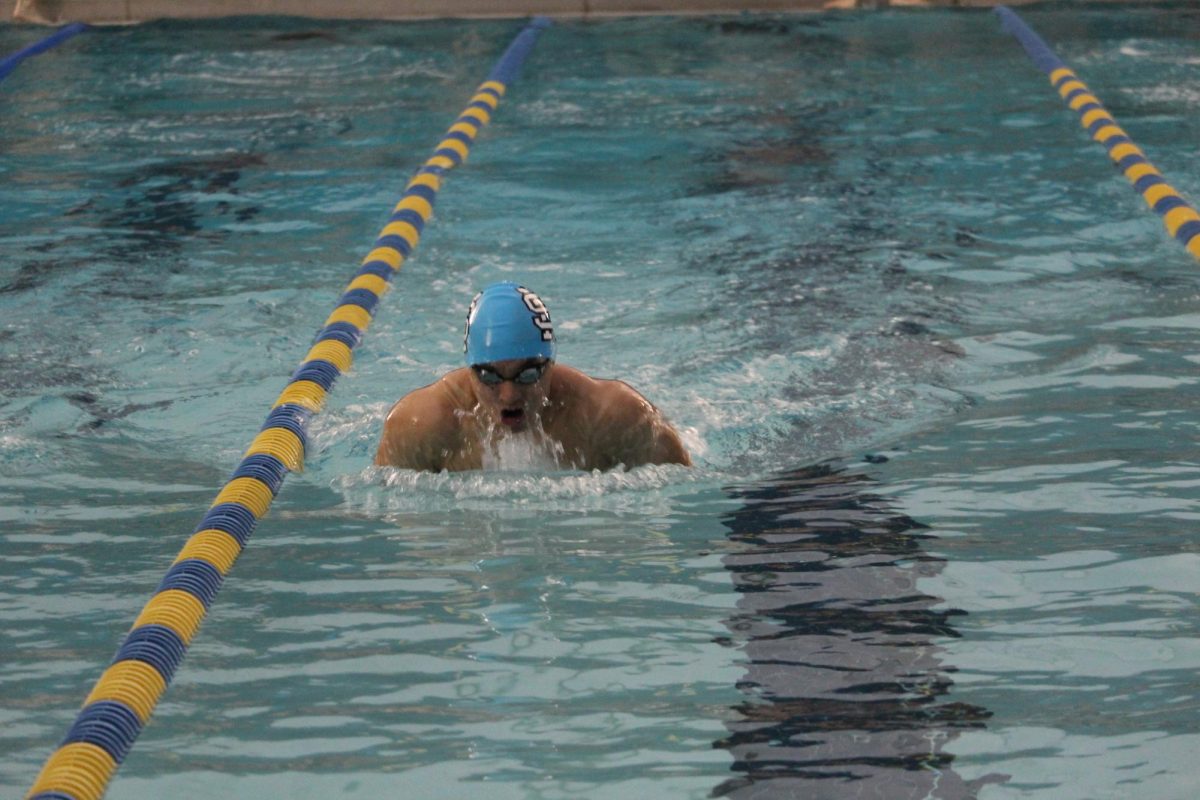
598, 383, 691, 468
647, 415, 692, 466
374, 390, 456, 472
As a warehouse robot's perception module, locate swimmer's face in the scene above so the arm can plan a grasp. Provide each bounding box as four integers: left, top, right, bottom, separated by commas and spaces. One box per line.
470, 358, 551, 432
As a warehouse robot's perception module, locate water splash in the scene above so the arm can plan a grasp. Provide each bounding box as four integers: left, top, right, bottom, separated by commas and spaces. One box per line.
477, 411, 565, 472
335, 460, 706, 518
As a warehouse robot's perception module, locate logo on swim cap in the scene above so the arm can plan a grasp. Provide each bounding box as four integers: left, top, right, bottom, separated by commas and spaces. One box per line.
464, 281, 556, 365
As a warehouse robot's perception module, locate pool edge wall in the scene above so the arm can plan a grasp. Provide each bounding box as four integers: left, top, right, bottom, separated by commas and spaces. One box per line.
7, 0, 1069, 25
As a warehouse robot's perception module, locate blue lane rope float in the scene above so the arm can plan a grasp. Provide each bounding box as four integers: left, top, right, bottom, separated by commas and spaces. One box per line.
996, 6, 1200, 260
0, 22, 88, 82
25, 16, 550, 800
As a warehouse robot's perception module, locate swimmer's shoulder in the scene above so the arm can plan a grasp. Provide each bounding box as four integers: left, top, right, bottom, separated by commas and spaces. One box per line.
571, 367, 690, 467
387, 369, 473, 416
542, 363, 689, 468
545, 363, 652, 415
553, 364, 668, 431
377, 370, 475, 469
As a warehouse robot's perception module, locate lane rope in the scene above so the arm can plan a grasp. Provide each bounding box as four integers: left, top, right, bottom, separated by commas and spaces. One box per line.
0, 22, 88, 82
995, 6, 1200, 260
24, 16, 550, 800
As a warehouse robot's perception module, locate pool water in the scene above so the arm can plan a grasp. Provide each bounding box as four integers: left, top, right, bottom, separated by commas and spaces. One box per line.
3, 4, 1199, 798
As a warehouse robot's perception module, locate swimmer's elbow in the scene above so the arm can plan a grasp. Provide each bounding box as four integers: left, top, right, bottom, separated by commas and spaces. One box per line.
374, 435, 401, 467
654, 433, 692, 467
375, 419, 424, 470
637, 413, 690, 467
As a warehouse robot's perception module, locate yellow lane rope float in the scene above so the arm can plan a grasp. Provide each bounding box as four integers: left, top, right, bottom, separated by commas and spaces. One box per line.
996, 6, 1200, 259
25, 16, 551, 800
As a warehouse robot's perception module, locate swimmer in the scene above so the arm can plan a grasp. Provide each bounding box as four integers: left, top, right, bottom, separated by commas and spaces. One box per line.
374, 281, 691, 472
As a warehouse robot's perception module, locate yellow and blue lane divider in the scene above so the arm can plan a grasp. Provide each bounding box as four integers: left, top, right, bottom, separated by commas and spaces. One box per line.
996, 6, 1200, 260
0, 22, 88, 82
25, 16, 550, 800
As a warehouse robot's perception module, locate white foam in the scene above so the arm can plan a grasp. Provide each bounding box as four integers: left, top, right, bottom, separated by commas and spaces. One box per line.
334, 461, 708, 519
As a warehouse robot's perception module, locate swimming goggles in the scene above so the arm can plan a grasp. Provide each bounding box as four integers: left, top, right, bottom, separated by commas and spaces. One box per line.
472, 360, 549, 387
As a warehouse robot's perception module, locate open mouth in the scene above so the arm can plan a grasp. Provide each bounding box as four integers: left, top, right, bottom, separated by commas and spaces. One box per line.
499, 408, 525, 428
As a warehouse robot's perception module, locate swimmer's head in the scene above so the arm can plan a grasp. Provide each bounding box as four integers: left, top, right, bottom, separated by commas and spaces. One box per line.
464, 281, 556, 366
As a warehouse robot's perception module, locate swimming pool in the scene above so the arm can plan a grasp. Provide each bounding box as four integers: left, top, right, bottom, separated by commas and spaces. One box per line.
3, 4, 1199, 798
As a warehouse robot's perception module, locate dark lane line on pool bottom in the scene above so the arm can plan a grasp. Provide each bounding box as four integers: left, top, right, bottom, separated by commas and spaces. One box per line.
714, 462, 1004, 799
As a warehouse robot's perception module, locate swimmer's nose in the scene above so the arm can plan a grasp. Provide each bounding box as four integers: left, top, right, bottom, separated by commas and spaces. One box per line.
495, 380, 522, 404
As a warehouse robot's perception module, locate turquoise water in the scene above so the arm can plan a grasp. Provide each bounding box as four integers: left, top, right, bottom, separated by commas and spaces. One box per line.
3, 4, 1199, 798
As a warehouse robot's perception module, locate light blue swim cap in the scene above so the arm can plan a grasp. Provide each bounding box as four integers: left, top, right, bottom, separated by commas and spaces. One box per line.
464, 281, 556, 365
